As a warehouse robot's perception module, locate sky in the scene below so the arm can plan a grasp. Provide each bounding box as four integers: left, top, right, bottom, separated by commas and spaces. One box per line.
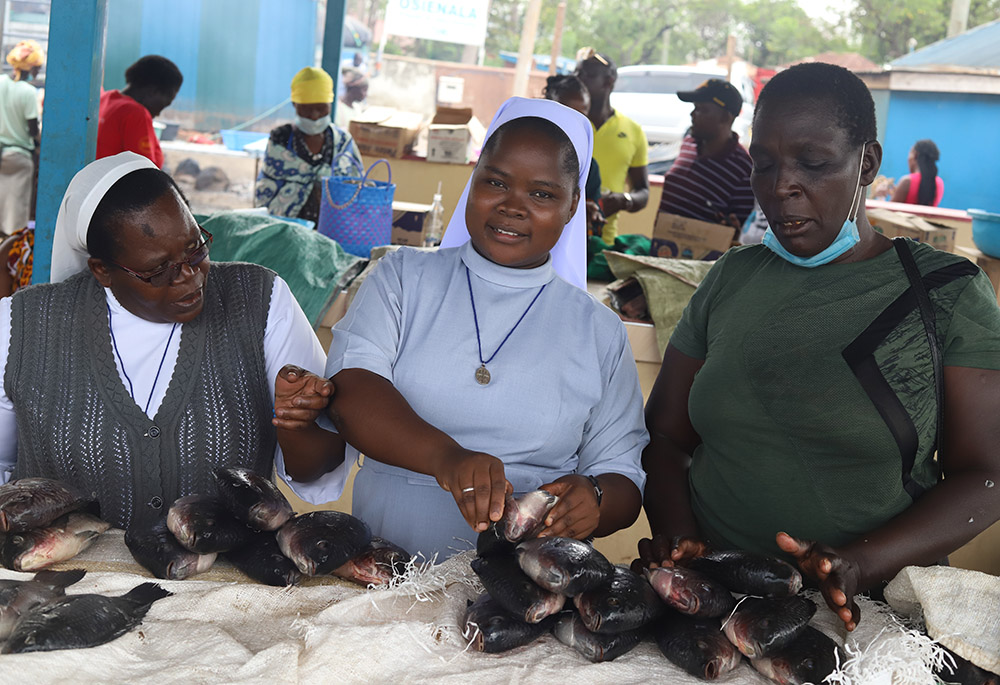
796, 0, 853, 22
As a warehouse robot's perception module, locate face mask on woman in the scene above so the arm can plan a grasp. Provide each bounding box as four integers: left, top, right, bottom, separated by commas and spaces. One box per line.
762, 146, 867, 268
295, 114, 331, 136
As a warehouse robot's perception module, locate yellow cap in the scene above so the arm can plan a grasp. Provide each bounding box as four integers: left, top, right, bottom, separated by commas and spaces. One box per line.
290, 67, 333, 104
6, 40, 45, 73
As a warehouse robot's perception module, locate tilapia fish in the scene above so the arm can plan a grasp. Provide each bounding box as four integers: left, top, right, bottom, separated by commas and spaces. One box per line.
276, 511, 372, 576
463, 593, 549, 654
552, 612, 643, 663
723, 595, 817, 659
225, 532, 301, 587
213, 466, 294, 532
687, 550, 803, 598
332, 537, 411, 586
751, 625, 843, 684
645, 566, 735, 618
477, 490, 559, 557
652, 612, 742, 680
166, 494, 254, 554
516, 537, 614, 596
574, 565, 665, 633
125, 518, 216, 580
0, 478, 97, 533
470, 554, 565, 624
2, 582, 171, 654
1, 512, 110, 571
0, 569, 86, 640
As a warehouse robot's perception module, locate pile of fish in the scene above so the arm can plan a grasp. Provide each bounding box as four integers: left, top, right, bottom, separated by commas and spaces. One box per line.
0, 568, 171, 654
126, 466, 412, 587
463, 490, 844, 683
0, 478, 109, 571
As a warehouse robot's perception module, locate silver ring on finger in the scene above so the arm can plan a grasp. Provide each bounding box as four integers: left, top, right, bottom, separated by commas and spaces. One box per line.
461, 487, 475, 493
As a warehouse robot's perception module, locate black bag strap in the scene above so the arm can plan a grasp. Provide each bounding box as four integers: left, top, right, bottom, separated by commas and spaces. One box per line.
893, 237, 945, 473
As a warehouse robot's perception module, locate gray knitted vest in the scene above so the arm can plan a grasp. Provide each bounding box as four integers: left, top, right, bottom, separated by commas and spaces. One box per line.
6, 262, 277, 529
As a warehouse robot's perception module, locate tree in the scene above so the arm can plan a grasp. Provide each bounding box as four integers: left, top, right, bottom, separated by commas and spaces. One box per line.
739, 0, 834, 66
851, 0, 1000, 63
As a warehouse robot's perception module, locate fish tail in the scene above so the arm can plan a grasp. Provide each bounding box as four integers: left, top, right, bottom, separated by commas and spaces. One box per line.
123, 582, 172, 608
33, 568, 87, 589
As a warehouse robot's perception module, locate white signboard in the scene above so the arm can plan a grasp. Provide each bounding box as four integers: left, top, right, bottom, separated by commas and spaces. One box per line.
383, 0, 490, 47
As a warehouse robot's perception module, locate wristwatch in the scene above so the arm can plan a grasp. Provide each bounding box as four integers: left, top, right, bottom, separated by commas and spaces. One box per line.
585, 475, 603, 507
622, 191, 634, 211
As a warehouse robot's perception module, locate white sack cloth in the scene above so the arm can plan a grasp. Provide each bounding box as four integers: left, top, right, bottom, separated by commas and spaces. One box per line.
886, 564, 1000, 675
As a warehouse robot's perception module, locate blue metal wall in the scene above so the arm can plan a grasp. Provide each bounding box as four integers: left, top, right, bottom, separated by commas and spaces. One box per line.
881, 90, 1000, 213
103, 0, 317, 130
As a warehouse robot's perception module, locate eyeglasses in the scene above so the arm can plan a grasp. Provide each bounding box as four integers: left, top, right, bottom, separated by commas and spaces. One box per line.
111, 228, 213, 287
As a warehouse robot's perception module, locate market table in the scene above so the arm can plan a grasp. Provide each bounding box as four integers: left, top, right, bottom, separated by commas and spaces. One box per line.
0, 531, 953, 684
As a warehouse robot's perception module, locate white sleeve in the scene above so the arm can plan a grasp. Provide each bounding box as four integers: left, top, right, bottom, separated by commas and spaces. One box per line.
575, 324, 649, 493
0, 297, 18, 483
264, 276, 350, 504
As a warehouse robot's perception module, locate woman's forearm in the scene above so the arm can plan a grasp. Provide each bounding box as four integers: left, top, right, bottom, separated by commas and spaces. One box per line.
277, 424, 346, 482
842, 467, 1000, 591
593, 473, 642, 537
641, 432, 701, 540
327, 368, 466, 477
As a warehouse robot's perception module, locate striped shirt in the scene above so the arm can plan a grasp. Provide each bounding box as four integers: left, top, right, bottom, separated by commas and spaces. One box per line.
659, 133, 754, 225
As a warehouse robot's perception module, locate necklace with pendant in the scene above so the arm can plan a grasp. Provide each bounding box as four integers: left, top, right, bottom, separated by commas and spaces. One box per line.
466, 265, 546, 386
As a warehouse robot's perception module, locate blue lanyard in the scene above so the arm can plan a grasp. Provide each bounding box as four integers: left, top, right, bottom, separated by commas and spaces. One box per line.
107, 302, 178, 415
466, 265, 546, 367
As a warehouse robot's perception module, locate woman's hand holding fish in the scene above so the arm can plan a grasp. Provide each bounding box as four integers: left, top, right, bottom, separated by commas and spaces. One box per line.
272, 364, 334, 430
776, 532, 861, 632
536, 475, 601, 540
631, 534, 709, 573
434, 449, 512, 533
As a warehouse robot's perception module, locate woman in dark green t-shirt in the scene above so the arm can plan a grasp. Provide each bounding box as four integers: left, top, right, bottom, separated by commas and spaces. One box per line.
637, 63, 1000, 633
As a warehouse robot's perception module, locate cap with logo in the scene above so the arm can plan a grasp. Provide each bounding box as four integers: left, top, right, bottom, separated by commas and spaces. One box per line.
677, 79, 743, 117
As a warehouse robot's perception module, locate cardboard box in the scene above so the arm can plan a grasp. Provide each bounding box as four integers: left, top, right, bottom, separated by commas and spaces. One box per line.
391, 201, 432, 246
868, 207, 956, 253
427, 106, 486, 164
650, 212, 734, 260
348, 107, 425, 159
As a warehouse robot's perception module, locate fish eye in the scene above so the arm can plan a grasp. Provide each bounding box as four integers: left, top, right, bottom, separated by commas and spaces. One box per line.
12, 535, 23, 545
489, 616, 505, 626
699, 583, 711, 592
607, 597, 619, 606
316, 540, 330, 551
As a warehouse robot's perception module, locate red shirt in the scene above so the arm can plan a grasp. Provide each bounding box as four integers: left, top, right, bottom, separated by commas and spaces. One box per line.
96, 90, 163, 167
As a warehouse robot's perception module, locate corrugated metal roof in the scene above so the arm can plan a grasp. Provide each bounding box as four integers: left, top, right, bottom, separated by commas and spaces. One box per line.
891, 18, 1000, 69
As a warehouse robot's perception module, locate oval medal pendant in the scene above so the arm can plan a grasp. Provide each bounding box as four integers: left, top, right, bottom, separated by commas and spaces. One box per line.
475, 364, 491, 385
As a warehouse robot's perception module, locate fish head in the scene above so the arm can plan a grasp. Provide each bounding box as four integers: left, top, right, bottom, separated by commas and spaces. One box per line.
647, 567, 699, 612
751, 655, 797, 684
247, 500, 293, 532
502, 490, 558, 542
525, 592, 565, 624
722, 612, 759, 658
704, 638, 743, 679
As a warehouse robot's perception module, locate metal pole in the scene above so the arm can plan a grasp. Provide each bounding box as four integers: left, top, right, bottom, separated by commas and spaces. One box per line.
947, 0, 971, 37
321, 0, 347, 123
33, 0, 108, 284
549, 2, 565, 76
511, 0, 542, 98
725, 34, 735, 81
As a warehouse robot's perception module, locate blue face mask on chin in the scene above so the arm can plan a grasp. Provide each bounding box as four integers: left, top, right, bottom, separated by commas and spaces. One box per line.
762, 148, 867, 268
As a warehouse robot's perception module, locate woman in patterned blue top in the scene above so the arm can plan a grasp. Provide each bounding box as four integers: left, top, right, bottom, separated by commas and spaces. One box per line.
255, 67, 362, 224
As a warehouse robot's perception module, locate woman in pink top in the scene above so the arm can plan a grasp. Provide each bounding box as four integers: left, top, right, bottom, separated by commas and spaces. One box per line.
891, 139, 944, 207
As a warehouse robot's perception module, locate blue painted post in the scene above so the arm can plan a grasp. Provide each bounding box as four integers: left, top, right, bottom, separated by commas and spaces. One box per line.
33, 1, 108, 284
321, 0, 346, 123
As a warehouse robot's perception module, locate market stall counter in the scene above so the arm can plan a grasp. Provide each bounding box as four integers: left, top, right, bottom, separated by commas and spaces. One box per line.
0, 530, 963, 683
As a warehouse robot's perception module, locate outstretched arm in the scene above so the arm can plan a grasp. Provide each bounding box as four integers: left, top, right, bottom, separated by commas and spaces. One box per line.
328, 367, 510, 533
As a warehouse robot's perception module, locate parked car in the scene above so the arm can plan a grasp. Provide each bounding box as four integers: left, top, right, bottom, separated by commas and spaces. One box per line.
609, 65, 755, 152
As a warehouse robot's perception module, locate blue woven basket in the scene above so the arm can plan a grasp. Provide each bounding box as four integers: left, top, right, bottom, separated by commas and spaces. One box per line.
318, 157, 395, 257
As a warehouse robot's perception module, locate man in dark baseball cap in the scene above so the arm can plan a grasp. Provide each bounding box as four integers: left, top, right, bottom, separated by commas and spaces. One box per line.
677, 79, 744, 117
656, 77, 754, 235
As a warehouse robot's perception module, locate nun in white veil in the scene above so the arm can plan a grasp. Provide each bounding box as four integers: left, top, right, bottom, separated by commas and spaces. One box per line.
0, 152, 330, 532
299, 96, 649, 561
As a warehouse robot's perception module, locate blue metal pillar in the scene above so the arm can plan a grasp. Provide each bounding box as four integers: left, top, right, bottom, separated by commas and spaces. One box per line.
33, 1, 109, 284
321, 0, 346, 123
